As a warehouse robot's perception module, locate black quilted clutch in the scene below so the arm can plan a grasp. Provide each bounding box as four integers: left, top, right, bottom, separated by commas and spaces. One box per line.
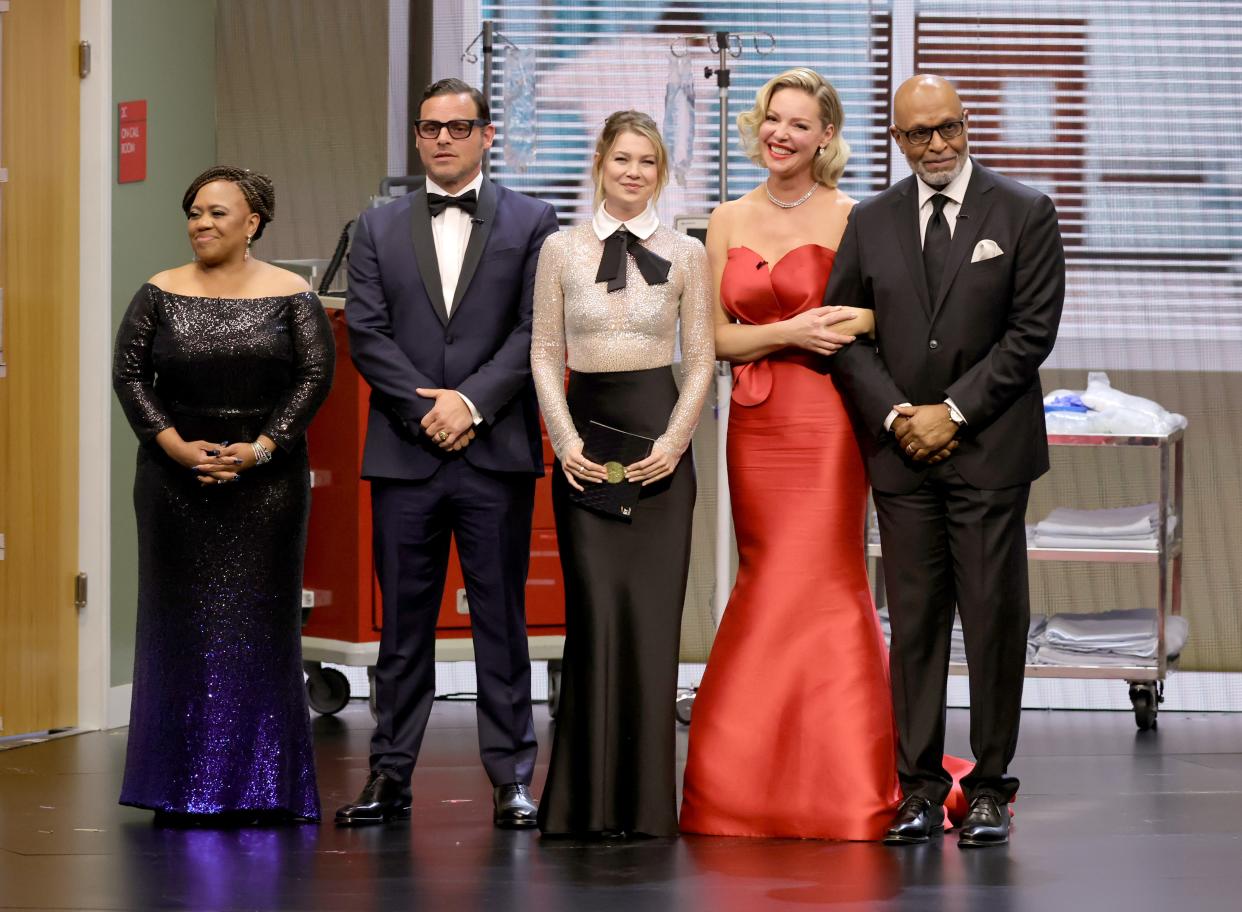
566, 421, 655, 520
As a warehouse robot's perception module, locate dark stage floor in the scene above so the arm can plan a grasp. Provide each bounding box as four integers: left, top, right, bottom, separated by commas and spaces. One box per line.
2, 703, 1242, 911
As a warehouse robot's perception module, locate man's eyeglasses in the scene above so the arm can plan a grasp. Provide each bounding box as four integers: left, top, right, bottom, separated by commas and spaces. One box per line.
894, 119, 965, 147
414, 118, 490, 140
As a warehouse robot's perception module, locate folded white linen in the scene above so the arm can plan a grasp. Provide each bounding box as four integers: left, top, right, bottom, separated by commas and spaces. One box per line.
1045, 608, 1157, 646
1032, 533, 1158, 551
1042, 609, 1189, 659
1035, 504, 1157, 538
1032, 645, 1156, 667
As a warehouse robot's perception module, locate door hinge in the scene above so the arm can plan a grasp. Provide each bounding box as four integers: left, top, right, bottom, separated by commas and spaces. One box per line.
0, 533, 6, 561
74, 572, 88, 609
79, 40, 91, 79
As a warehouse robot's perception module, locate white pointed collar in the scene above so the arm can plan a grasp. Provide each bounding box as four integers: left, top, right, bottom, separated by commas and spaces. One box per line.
592, 200, 660, 241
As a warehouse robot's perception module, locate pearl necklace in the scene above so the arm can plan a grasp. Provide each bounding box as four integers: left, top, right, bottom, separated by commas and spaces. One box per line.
765, 180, 818, 209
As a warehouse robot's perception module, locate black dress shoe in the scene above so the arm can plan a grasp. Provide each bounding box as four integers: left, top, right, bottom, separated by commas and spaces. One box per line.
334, 770, 411, 826
957, 796, 1009, 847
493, 783, 538, 829
883, 795, 944, 845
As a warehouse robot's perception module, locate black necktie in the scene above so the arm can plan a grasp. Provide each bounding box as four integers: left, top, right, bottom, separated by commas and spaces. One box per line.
426, 189, 478, 218
595, 227, 672, 293
922, 193, 950, 303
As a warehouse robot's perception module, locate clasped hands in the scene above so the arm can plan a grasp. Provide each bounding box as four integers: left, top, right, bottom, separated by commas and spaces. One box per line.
171, 435, 275, 485
417, 388, 476, 451
561, 441, 677, 492
892, 403, 959, 465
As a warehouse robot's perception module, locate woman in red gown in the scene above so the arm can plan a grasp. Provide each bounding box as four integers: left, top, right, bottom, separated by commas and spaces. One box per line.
679, 68, 968, 841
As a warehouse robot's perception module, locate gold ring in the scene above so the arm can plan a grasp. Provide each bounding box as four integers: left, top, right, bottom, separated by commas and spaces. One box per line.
437, 430, 448, 442
906, 444, 915, 453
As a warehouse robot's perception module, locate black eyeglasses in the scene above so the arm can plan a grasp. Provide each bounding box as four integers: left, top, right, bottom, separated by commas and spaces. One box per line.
894, 119, 965, 147
413, 118, 490, 140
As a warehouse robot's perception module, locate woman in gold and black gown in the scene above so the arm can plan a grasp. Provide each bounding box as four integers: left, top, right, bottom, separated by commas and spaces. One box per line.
531, 111, 714, 837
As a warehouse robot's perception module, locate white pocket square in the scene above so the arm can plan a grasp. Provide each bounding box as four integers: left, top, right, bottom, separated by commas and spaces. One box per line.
971, 239, 1004, 263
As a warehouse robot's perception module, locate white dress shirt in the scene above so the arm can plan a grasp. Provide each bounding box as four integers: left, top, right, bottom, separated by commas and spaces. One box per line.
884, 157, 974, 434
425, 173, 484, 424
425, 172, 484, 312
592, 199, 660, 241
917, 156, 973, 245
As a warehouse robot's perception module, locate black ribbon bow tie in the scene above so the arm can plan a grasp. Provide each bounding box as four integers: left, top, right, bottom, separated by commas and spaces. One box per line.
426, 189, 478, 218
595, 227, 672, 292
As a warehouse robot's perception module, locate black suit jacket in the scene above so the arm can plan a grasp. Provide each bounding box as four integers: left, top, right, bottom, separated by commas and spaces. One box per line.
827, 159, 1065, 494
345, 177, 560, 481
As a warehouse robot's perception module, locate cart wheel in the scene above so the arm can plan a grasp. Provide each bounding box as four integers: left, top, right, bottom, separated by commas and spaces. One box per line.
547, 659, 563, 721
307, 665, 351, 715
1128, 682, 1159, 731
675, 690, 695, 726
367, 666, 379, 722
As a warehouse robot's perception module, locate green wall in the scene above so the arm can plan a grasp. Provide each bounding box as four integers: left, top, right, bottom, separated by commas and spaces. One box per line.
110, 0, 218, 686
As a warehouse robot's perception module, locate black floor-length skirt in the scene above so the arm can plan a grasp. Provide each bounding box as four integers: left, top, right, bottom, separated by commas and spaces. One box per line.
537, 366, 695, 837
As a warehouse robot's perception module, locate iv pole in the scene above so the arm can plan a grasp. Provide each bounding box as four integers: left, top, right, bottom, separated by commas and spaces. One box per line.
670, 30, 774, 627
670, 30, 775, 205
462, 20, 520, 176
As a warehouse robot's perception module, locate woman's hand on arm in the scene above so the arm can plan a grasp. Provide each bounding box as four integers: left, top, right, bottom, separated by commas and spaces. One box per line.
779, 306, 858, 356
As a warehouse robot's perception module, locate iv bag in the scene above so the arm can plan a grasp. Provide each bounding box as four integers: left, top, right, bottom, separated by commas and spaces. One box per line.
503, 47, 538, 173
663, 54, 696, 187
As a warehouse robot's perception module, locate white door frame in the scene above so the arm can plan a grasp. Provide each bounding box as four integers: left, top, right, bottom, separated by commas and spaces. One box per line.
78, 0, 114, 730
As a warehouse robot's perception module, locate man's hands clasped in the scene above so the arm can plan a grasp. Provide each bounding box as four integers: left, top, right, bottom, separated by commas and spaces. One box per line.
417, 388, 477, 451
892, 403, 960, 465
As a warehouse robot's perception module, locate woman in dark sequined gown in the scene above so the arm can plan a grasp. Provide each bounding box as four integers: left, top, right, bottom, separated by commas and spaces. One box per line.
112, 167, 334, 822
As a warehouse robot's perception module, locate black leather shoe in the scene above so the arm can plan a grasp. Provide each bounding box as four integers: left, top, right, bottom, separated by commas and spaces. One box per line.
957, 796, 1009, 847
883, 795, 944, 845
493, 783, 538, 829
334, 770, 411, 826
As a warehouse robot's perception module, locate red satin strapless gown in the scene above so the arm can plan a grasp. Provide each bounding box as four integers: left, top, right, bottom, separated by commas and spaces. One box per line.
680, 245, 970, 840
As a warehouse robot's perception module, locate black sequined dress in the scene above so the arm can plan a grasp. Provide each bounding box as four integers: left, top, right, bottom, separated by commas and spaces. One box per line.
112, 283, 335, 819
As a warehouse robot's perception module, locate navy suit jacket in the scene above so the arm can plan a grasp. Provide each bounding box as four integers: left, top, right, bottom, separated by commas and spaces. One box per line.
827, 160, 1065, 494
345, 177, 559, 481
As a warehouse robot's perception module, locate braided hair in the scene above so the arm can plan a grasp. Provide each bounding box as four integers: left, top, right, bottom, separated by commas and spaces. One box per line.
181, 166, 276, 240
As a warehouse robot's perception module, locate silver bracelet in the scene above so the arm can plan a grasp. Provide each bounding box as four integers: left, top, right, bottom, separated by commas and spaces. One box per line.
250, 441, 273, 466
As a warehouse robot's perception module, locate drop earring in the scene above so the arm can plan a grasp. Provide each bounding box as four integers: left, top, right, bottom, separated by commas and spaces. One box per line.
245, 235, 253, 260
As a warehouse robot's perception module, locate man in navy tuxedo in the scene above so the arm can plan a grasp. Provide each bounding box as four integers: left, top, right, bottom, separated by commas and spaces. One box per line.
337, 78, 558, 828
827, 75, 1064, 847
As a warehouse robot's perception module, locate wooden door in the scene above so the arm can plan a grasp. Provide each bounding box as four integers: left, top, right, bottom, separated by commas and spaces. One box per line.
0, 0, 79, 736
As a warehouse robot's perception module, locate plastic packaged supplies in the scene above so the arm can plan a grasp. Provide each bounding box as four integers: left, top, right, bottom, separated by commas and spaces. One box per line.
1043, 372, 1187, 436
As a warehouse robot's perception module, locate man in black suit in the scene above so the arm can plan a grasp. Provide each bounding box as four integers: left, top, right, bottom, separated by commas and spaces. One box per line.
827, 75, 1065, 847
337, 78, 559, 827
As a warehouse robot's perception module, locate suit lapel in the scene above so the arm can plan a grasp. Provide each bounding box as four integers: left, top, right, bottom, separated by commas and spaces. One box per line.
449, 177, 497, 319
930, 159, 996, 321
409, 189, 449, 326
891, 177, 933, 319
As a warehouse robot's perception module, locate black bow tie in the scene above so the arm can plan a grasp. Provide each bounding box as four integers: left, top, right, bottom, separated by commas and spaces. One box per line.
595, 227, 671, 293
426, 189, 478, 218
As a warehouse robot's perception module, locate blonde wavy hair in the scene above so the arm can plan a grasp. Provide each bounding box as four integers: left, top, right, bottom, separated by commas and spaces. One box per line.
737, 68, 850, 189
591, 110, 669, 207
